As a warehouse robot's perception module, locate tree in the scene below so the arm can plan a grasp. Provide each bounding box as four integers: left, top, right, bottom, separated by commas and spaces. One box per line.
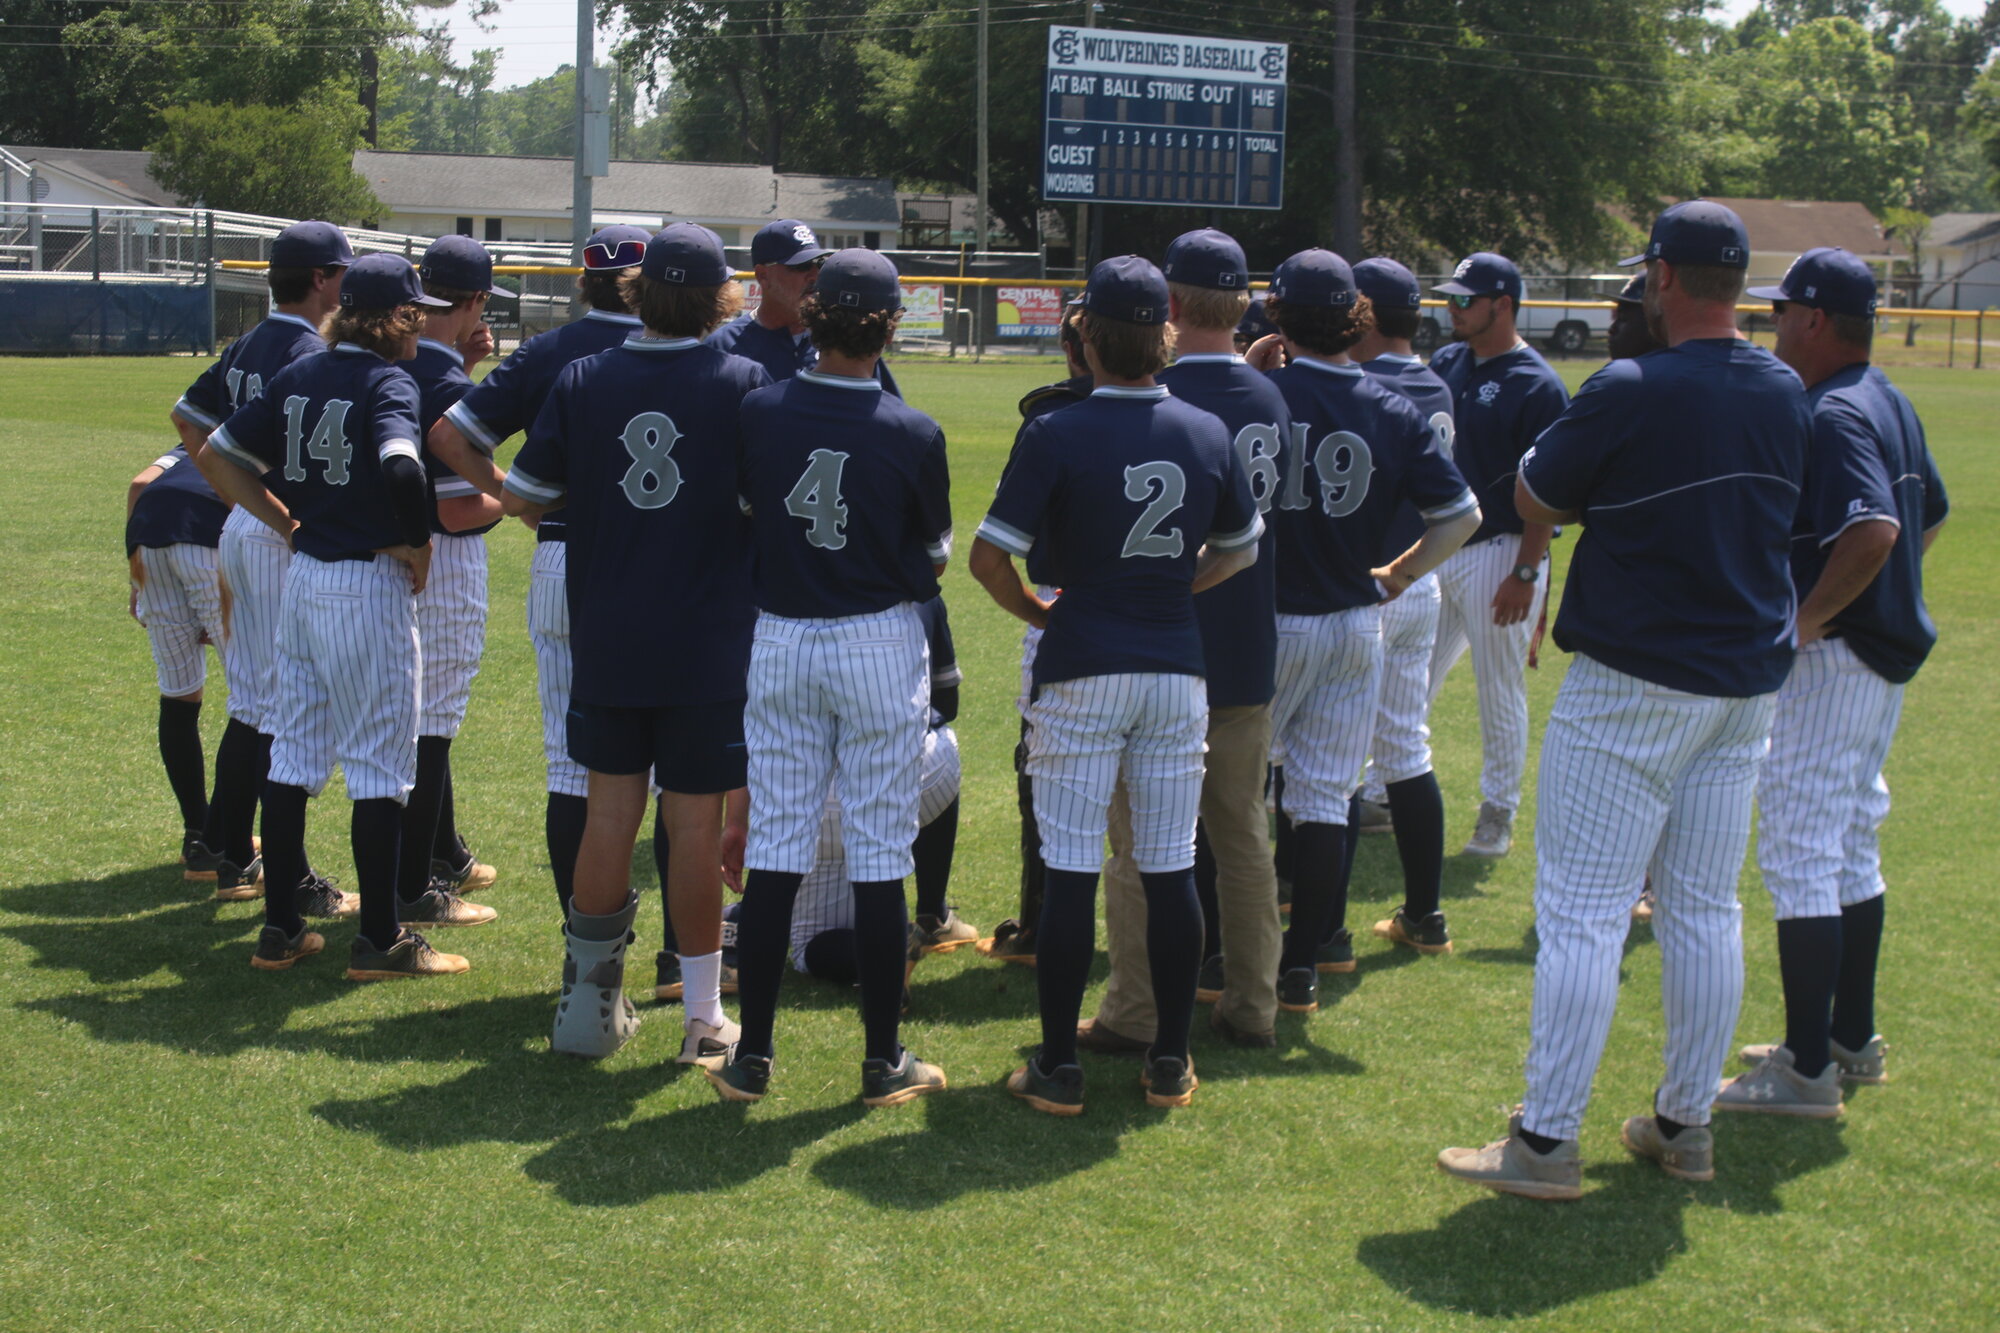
148, 96, 384, 221
1752, 17, 1927, 212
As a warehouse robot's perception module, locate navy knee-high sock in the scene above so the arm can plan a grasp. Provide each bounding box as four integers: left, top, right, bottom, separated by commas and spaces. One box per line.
735, 869, 804, 1061
1273, 786, 1295, 887
259, 781, 309, 936
352, 797, 403, 951
1776, 916, 1843, 1077
432, 755, 463, 864
1192, 821, 1221, 960
913, 798, 958, 919
1281, 822, 1347, 972
203, 717, 265, 863
1323, 797, 1361, 946
159, 697, 207, 831
1141, 867, 1202, 1062
399, 736, 450, 902
1014, 721, 1044, 927
1035, 866, 1099, 1069
852, 879, 909, 1063
1386, 770, 1446, 919
651, 811, 680, 952
1831, 894, 1886, 1052
545, 792, 587, 921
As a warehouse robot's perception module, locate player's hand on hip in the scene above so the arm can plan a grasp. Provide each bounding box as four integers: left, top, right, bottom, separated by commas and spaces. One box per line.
1492, 575, 1535, 626
377, 542, 432, 593
1372, 565, 1411, 602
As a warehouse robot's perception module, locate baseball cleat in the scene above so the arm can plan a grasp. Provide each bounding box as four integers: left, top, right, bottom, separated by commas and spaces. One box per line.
250, 924, 323, 971
1313, 928, 1357, 974
1462, 801, 1514, 858
1007, 1054, 1084, 1117
974, 917, 1037, 966
1140, 1054, 1198, 1109
1740, 1034, 1885, 1085
1194, 953, 1226, 1004
211, 855, 265, 902
182, 832, 222, 882
1373, 909, 1453, 954
677, 1015, 740, 1065
861, 1050, 947, 1106
1713, 1045, 1844, 1117
432, 853, 497, 894
1276, 966, 1319, 1013
1437, 1115, 1581, 1200
346, 930, 469, 980
703, 1052, 772, 1102
294, 871, 359, 919
1354, 800, 1394, 835
1620, 1115, 1714, 1182
397, 883, 498, 927
912, 908, 980, 954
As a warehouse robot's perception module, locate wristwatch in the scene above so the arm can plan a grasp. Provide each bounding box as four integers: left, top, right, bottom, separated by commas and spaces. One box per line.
1511, 563, 1540, 584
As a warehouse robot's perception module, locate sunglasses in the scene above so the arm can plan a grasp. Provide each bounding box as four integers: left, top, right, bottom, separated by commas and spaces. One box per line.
583, 240, 646, 269
1448, 292, 1492, 309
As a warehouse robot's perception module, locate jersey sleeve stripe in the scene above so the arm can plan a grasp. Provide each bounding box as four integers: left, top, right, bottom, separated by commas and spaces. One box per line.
206, 425, 265, 475
933, 664, 964, 687
172, 398, 220, 431
152, 452, 181, 470
1820, 509, 1900, 546
442, 399, 501, 454
975, 515, 1034, 557
1420, 489, 1479, 523
379, 437, 420, 464
1516, 469, 1562, 518
1206, 512, 1265, 551
432, 477, 479, 500
926, 526, 954, 562
505, 466, 565, 505
1586, 471, 1801, 514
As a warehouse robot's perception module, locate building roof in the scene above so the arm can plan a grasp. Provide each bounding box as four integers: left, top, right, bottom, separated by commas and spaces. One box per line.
1687, 197, 1902, 259
353, 150, 900, 230
1926, 212, 2000, 251
1, 144, 187, 206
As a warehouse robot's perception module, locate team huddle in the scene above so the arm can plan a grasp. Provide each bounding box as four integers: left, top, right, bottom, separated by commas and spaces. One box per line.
125, 200, 1944, 1187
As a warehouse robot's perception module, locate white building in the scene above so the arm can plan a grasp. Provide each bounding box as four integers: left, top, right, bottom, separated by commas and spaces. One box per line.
1912, 213, 2000, 311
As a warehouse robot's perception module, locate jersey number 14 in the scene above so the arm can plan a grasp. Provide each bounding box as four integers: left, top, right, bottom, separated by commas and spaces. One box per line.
281, 396, 354, 486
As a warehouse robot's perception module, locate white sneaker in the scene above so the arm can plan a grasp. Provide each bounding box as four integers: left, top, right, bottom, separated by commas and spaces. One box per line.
1713, 1044, 1844, 1118
1462, 801, 1513, 857
1740, 1034, 1885, 1085
678, 1014, 741, 1065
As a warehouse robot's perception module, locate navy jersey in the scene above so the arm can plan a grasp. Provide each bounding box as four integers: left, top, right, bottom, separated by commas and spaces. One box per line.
1362, 354, 1458, 561
1158, 354, 1289, 707
1003, 372, 1093, 587
916, 593, 962, 726
173, 312, 326, 432
407, 338, 494, 538
1794, 363, 1948, 684
509, 337, 771, 708
1267, 359, 1477, 616
208, 345, 425, 562
739, 371, 952, 619
126, 446, 226, 555
707, 313, 902, 397
1428, 339, 1569, 543
1520, 338, 1809, 697
442, 309, 645, 544
978, 386, 1263, 687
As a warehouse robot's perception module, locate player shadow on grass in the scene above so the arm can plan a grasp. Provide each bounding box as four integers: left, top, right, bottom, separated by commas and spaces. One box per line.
524, 1099, 868, 1205
1355, 1117, 1849, 1317
1460, 918, 1651, 970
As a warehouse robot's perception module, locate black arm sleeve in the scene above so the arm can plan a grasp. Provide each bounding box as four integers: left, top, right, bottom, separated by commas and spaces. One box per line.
930, 684, 960, 725
382, 454, 433, 548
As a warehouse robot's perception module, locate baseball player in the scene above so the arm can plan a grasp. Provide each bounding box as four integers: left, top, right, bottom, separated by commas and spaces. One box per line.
1084, 229, 1288, 1054
1714, 248, 1947, 1114
177, 220, 352, 901
1425, 252, 1570, 858
126, 444, 228, 877
389, 233, 512, 929
427, 225, 651, 934
971, 254, 1263, 1115
976, 299, 1091, 968
1256, 250, 1479, 1016
1438, 202, 1809, 1196
1345, 256, 1461, 949
1607, 271, 1663, 361
710, 248, 951, 1108
708, 219, 901, 396
503, 224, 767, 1061
203, 252, 467, 978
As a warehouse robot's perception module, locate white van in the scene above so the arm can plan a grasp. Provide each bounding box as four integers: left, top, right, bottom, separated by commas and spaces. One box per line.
1414, 274, 1621, 356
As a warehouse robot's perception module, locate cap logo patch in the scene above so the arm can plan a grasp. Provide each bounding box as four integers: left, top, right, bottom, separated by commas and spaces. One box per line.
1454, 258, 1473, 280
1721, 246, 1743, 264
793, 224, 815, 245
664, 266, 685, 283
1219, 272, 1239, 287
1804, 285, 1816, 298
1133, 306, 1153, 322
839, 290, 860, 306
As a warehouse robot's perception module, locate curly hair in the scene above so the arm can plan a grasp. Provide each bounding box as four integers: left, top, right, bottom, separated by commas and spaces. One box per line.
320, 305, 423, 359
1266, 293, 1376, 357
800, 292, 902, 360
618, 273, 744, 340
580, 267, 637, 313
1077, 309, 1176, 379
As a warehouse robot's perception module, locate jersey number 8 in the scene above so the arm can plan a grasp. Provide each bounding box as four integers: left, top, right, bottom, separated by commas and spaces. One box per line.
281, 396, 354, 486
620, 412, 683, 510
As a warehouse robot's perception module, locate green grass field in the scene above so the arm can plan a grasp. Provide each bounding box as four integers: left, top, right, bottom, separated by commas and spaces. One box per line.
2, 353, 1995, 1331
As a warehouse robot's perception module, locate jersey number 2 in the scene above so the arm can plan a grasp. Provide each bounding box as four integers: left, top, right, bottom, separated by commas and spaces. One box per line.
620, 412, 682, 509
786, 449, 850, 550
1122, 461, 1187, 558
281, 396, 354, 486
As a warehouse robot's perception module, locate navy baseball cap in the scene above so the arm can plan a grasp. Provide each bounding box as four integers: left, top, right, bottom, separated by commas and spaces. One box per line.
270, 220, 354, 269
1747, 246, 1878, 317
338, 253, 450, 310
816, 248, 903, 311
1081, 255, 1169, 323
1615, 272, 1647, 305
641, 223, 732, 286
1621, 200, 1749, 269
1269, 249, 1357, 309
1434, 252, 1523, 305
1236, 295, 1277, 342
582, 224, 651, 271
420, 234, 509, 297
1162, 228, 1248, 290
751, 219, 832, 267
1354, 257, 1422, 310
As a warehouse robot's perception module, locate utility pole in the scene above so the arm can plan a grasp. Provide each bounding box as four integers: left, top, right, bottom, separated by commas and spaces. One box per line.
571, 0, 595, 264
1076, 0, 1102, 271
1332, 0, 1361, 258
976, 0, 990, 257
361, 45, 380, 147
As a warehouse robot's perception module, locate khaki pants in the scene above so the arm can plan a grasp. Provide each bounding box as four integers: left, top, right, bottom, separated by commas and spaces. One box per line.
1095, 703, 1281, 1040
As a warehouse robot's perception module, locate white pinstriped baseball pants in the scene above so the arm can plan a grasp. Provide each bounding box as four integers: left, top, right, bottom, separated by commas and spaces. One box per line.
1027, 672, 1207, 874
1521, 654, 1776, 1139
1361, 571, 1441, 801
527, 541, 587, 798
746, 604, 930, 882
131, 543, 223, 697
416, 531, 488, 738
1756, 638, 1902, 920
267, 554, 421, 804
1429, 536, 1549, 812
216, 506, 293, 733
1269, 606, 1385, 826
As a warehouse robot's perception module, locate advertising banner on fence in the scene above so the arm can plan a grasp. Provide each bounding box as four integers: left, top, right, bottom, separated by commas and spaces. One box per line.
995, 286, 1066, 338
900, 283, 945, 337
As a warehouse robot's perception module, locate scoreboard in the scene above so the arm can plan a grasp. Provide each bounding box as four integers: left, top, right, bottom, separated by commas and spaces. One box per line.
1042, 25, 1289, 211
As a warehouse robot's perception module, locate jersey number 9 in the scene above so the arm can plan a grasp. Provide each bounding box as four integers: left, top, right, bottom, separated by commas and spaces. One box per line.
1278, 425, 1374, 518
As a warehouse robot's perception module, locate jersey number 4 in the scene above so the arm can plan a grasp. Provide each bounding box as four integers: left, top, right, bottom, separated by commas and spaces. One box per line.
786, 449, 851, 550
1278, 426, 1373, 518
1122, 461, 1187, 558
281, 396, 354, 486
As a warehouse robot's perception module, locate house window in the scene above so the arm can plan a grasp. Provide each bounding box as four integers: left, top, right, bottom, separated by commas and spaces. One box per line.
455, 217, 474, 237
484, 218, 502, 242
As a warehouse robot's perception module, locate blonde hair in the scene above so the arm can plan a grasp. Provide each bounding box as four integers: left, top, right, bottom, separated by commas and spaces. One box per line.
1168, 281, 1251, 332
321, 305, 422, 357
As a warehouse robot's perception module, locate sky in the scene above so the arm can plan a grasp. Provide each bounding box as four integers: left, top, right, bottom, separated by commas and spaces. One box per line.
443, 0, 1995, 95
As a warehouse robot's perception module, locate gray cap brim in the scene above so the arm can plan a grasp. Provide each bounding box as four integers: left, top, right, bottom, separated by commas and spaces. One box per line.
1743, 285, 1790, 303
411, 293, 454, 308
1431, 280, 1477, 296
